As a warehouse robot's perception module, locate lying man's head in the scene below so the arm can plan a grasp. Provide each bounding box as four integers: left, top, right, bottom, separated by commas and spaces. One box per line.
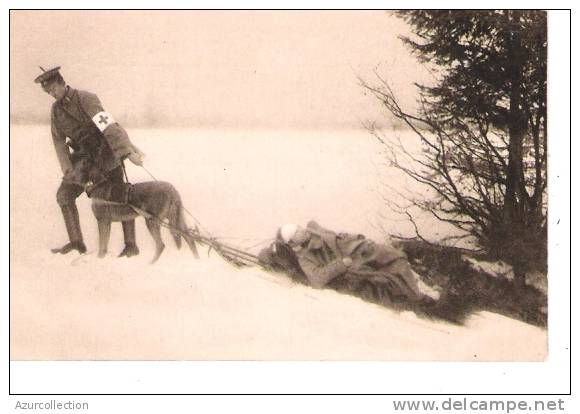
278, 223, 310, 251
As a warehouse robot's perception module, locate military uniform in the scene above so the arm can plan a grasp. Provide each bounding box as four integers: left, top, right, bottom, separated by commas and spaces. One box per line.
260, 221, 430, 305
35, 66, 140, 255
51, 86, 137, 200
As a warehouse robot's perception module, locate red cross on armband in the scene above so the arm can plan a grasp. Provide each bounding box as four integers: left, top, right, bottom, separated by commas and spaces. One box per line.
92, 111, 115, 132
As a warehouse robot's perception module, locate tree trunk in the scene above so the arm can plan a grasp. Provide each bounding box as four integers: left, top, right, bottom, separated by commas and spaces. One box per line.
503, 12, 527, 249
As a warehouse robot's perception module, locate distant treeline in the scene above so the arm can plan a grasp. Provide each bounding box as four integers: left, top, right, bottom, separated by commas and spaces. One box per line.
11, 112, 406, 131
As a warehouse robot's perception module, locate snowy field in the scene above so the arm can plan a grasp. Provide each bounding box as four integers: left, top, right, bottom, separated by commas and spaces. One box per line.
9, 124, 546, 361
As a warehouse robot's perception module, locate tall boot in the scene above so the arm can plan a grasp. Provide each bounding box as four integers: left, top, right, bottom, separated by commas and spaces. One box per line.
118, 220, 139, 257
51, 204, 87, 254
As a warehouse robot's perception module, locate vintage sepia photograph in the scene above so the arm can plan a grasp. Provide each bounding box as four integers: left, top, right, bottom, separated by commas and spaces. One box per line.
9, 9, 556, 379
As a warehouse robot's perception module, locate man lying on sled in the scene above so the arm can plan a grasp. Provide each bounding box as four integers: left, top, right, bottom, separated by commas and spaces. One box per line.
259, 221, 440, 307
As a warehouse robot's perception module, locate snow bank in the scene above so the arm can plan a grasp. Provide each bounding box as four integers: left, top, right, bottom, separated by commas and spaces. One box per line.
463, 256, 548, 295
10, 125, 547, 361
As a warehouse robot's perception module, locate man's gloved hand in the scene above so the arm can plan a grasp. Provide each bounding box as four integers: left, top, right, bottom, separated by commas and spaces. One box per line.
342, 257, 353, 268
127, 148, 145, 166
342, 255, 368, 272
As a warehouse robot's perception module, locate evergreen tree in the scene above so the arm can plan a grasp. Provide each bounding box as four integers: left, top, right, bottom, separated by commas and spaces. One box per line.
363, 10, 547, 287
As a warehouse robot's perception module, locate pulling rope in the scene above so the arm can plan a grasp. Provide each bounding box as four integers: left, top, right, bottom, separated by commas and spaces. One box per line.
153, 217, 262, 267
93, 195, 261, 267
121, 161, 130, 184
140, 164, 157, 181
139, 164, 207, 236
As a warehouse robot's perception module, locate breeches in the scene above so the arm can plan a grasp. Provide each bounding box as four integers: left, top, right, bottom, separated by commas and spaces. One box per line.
341, 262, 423, 303
347, 242, 423, 302
56, 166, 124, 206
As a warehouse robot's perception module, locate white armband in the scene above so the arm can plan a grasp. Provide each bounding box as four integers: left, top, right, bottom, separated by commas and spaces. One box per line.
92, 111, 115, 132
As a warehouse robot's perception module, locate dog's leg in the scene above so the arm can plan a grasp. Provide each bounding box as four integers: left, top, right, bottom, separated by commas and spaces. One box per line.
118, 220, 140, 257
97, 219, 111, 258
146, 218, 165, 263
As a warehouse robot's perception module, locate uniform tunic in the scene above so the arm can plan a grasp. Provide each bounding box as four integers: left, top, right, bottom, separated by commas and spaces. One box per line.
51, 86, 135, 175
51, 86, 136, 205
259, 221, 425, 304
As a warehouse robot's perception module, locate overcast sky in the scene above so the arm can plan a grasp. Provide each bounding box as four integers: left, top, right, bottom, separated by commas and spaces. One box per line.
10, 10, 428, 129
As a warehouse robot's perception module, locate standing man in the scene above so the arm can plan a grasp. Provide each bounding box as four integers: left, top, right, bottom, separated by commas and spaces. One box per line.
35, 66, 143, 256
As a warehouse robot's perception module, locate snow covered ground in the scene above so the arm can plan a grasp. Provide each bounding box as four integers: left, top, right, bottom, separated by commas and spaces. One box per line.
9, 125, 547, 361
